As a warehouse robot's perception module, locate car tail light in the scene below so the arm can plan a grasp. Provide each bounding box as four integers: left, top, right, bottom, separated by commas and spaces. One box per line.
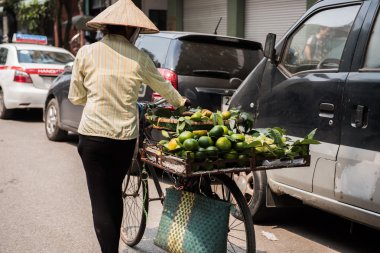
13, 70, 33, 83
152, 68, 178, 102
158, 68, 178, 89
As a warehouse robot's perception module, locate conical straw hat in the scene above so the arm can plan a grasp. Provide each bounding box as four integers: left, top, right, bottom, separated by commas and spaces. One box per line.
86, 0, 159, 34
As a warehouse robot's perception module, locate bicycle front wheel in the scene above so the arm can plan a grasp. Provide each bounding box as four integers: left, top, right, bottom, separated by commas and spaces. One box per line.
209, 174, 256, 253
120, 159, 149, 247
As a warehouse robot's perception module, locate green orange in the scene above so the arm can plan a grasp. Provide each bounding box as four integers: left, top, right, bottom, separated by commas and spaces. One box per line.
182, 151, 195, 161
221, 125, 229, 135
190, 112, 202, 122
206, 146, 219, 160
223, 149, 238, 159
222, 111, 231, 120
238, 154, 250, 166
231, 133, 245, 142
234, 141, 248, 151
198, 136, 214, 148
215, 137, 232, 152
183, 138, 199, 151
192, 130, 208, 138
179, 131, 194, 143
195, 147, 207, 162
209, 125, 224, 138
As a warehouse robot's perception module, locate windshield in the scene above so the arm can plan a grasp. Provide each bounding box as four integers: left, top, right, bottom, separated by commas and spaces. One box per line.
171, 40, 263, 80
17, 50, 74, 65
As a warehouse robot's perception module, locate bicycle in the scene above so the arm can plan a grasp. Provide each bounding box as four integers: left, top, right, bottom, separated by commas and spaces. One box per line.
120, 100, 256, 253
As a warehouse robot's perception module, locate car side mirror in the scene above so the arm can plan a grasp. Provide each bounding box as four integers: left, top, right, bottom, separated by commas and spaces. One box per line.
64, 62, 73, 73
264, 33, 277, 64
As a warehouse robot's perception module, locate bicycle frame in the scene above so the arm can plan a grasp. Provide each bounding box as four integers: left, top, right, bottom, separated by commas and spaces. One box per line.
121, 100, 256, 252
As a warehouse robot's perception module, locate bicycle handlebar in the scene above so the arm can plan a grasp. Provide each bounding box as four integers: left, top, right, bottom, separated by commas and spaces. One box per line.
137, 98, 167, 110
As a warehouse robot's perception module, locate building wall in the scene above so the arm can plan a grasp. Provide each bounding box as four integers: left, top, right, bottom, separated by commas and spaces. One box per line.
183, 0, 227, 36
87, 0, 320, 39
245, 0, 306, 44
141, 0, 168, 30
141, 0, 167, 13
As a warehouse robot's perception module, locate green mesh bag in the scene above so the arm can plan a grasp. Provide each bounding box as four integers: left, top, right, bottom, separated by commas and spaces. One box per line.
154, 188, 231, 253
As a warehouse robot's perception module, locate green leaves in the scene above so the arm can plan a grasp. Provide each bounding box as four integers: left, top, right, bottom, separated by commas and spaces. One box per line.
18, 0, 51, 34
286, 128, 320, 158
150, 106, 320, 162
161, 130, 170, 139
229, 109, 241, 119
176, 118, 186, 134
245, 128, 320, 159
229, 119, 236, 131
246, 140, 262, 148
301, 129, 320, 144
268, 128, 284, 147
173, 106, 187, 117
238, 112, 253, 132
300, 139, 320, 145
306, 128, 317, 140
211, 112, 224, 126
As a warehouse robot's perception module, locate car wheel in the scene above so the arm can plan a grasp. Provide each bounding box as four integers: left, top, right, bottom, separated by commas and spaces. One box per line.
45, 98, 68, 141
0, 89, 12, 119
233, 170, 271, 222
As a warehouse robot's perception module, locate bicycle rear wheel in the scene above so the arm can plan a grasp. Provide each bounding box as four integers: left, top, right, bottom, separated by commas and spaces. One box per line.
120, 157, 149, 247
208, 174, 256, 253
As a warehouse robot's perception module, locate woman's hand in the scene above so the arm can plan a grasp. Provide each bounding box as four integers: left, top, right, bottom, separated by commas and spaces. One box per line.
184, 97, 191, 107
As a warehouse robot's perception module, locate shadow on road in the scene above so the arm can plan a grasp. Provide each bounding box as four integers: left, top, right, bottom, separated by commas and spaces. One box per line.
257, 206, 380, 253
5, 109, 80, 146
6, 109, 43, 122
122, 227, 166, 253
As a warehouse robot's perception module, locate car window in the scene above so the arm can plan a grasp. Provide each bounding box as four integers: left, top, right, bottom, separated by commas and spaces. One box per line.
0, 48, 8, 65
364, 12, 380, 69
137, 36, 171, 68
281, 5, 360, 74
17, 50, 74, 65
172, 40, 262, 80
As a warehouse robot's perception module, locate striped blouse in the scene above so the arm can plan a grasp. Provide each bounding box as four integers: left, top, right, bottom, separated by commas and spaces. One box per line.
68, 34, 185, 140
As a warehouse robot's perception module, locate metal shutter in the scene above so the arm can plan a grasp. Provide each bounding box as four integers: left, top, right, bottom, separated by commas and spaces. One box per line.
183, 0, 227, 35
245, 0, 306, 44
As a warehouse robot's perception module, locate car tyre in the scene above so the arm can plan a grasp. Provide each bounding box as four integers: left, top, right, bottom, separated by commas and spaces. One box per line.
45, 98, 68, 141
0, 89, 12, 119
233, 170, 272, 222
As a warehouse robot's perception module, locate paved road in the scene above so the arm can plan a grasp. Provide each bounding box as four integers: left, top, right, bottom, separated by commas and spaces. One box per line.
1, 110, 380, 253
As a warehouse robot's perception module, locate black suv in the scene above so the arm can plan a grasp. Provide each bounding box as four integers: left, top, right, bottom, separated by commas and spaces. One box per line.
136, 32, 262, 112
230, 0, 380, 230
44, 31, 263, 141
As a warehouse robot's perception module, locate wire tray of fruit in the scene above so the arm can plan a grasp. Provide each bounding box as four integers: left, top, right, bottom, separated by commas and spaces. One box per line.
141, 143, 311, 178
140, 114, 318, 177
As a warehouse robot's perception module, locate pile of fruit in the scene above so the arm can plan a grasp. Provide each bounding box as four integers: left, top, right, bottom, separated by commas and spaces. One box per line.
147, 107, 319, 171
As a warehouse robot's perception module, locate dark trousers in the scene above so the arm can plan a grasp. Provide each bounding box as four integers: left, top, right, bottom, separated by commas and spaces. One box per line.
77, 134, 136, 253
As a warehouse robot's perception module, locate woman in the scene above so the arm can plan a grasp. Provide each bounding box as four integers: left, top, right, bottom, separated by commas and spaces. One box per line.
68, 1, 187, 252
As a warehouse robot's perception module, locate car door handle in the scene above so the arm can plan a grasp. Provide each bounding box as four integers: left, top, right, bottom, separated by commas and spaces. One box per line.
351, 105, 368, 128
195, 87, 236, 96
319, 103, 334, 118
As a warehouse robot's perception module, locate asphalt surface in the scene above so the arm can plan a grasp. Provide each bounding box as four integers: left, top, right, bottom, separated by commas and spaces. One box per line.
1, 109, 380, 253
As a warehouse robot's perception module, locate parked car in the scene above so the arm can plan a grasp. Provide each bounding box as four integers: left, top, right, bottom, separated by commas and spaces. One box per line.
0, 34, 74, 119
44, 31, 263, 141
229, 0, 380, 229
